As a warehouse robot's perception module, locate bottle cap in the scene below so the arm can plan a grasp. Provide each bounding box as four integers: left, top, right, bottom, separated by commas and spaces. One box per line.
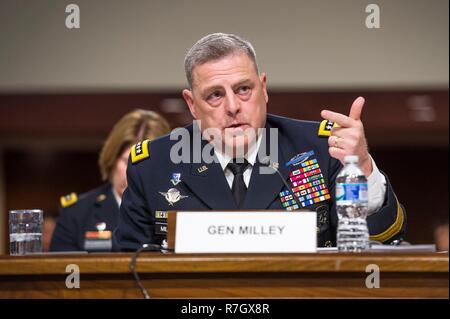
344, 155, 359, 163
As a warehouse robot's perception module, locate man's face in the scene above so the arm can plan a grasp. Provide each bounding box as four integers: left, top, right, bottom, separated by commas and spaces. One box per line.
183, 52, 268, 156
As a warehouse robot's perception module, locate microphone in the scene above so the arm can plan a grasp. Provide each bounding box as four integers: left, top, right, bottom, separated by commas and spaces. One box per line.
129, 243, 162, 299
259, 156, 301, 210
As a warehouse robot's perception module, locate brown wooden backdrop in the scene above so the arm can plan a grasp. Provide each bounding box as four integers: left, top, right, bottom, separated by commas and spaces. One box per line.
0, 90, 448, 250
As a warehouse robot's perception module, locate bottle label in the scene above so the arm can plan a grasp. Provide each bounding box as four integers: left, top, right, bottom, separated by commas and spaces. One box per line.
336, 183, 368, 205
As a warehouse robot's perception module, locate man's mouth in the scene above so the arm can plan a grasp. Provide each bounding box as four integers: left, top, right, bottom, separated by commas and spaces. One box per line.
226, 122, 248, 130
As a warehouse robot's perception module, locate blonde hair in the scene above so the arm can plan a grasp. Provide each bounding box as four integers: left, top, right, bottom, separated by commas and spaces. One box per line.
99, 109, 171, 180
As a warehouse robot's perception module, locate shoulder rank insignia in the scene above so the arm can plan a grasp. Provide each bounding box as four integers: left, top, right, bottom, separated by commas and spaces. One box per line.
318, 120, 339, 137
131, 139, 150, 164
60, 192, 78, 208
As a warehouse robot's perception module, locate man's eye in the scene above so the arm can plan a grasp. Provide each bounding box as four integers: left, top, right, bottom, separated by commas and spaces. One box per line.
207, 91, 222, 101
238, 86, 250, 94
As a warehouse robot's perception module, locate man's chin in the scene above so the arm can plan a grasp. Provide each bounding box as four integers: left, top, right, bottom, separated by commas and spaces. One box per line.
222, 140, 251, 158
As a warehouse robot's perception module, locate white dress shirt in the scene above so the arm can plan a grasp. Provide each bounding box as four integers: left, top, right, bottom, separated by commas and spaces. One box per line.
366, 156, 387, 215
214, 134, 263, 189
214, 136, 386, 215
112, 188, 122, 208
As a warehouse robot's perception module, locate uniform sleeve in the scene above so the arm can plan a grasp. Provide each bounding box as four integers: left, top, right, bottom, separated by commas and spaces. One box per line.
366, 156, 387, 215
366, 172, 406, 244
113, 160, 156, 251
327, 158, 406, 245
49, 206, 82, 251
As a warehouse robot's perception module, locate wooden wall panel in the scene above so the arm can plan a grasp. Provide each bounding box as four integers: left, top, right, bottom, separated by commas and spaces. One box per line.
0, 90, 448, 252
0, 90, 447, 146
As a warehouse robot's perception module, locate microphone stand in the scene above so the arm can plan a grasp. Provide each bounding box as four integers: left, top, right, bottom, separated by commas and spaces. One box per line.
129, 243, 162, 299
259, 157, 301, 209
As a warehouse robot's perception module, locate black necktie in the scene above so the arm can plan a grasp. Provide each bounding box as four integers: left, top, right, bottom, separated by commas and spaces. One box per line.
227, 159, 250, 208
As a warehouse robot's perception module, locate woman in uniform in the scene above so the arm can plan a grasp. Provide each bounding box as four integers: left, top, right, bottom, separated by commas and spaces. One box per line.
50, 109, 171, 251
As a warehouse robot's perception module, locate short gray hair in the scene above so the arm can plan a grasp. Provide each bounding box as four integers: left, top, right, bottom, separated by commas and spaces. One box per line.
184, 33, 259, 88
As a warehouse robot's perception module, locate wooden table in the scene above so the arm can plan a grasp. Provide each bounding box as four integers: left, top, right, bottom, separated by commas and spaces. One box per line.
0, 252, 447, 298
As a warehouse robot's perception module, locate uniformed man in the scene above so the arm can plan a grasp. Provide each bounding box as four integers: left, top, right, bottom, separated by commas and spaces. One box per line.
114, 33, 406, 251
50, 109, 171, 251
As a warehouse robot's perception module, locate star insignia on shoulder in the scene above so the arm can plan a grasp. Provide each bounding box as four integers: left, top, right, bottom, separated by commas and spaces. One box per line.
318, 120, 339, 137
131, 139, 151, 164
60, 192, 78, 208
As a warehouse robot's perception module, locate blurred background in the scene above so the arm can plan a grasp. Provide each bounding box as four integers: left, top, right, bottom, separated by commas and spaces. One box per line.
0, 0, 448, 253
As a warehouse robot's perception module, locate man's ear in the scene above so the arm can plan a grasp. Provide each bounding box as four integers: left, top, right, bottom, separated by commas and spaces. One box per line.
259, 73, 269, 104
182, 89, 197, 119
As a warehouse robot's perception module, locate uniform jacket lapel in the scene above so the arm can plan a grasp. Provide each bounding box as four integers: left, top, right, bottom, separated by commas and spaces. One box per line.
178, 117, 314, 211
90, 184, 120, 230
182, 160, 237, 210
242, 123, 292, 209
179, 125, 237, 210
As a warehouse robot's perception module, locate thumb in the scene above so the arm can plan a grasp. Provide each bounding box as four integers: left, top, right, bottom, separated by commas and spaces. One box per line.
349, 96, 365, 120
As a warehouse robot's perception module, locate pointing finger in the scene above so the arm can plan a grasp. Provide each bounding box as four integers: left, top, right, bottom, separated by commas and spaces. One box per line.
321, 109, 354, 127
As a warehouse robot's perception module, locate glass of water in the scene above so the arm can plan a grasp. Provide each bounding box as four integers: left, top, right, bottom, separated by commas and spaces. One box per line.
9, 209, 43, 255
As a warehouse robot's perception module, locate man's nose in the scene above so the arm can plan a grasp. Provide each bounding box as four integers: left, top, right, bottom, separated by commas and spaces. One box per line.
224, 93, 241, 115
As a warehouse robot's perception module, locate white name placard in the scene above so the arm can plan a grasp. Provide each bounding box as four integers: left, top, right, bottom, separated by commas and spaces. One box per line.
175, 211, 317, 253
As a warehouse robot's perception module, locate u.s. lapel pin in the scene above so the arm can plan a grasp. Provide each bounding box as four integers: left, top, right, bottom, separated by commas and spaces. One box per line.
197, 165, 208, 173
159, 188, 188, 206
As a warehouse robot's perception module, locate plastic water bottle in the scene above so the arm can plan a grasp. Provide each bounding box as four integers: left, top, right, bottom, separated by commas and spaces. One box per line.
336, 155, 369, 252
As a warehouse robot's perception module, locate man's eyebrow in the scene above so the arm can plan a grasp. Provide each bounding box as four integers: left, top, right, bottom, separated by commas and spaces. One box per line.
232, 78, 253, 89
200, 79, 254, 96
201, 85, 223, 96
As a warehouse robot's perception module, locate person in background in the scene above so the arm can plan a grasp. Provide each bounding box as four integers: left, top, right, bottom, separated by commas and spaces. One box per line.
434, 222, 449, 252
50, 109, 171, 252
42, 214, 56, 252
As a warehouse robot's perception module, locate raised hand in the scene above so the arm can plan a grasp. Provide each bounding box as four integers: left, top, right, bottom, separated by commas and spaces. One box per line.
321, 96, 373, 177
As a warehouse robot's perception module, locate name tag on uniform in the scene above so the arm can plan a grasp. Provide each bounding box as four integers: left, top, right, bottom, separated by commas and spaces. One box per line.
174, 211, 317, 253
84, 230, 112, 251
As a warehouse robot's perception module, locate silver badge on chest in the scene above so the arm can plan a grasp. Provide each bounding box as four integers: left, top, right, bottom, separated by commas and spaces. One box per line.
159, 188, 188, 206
